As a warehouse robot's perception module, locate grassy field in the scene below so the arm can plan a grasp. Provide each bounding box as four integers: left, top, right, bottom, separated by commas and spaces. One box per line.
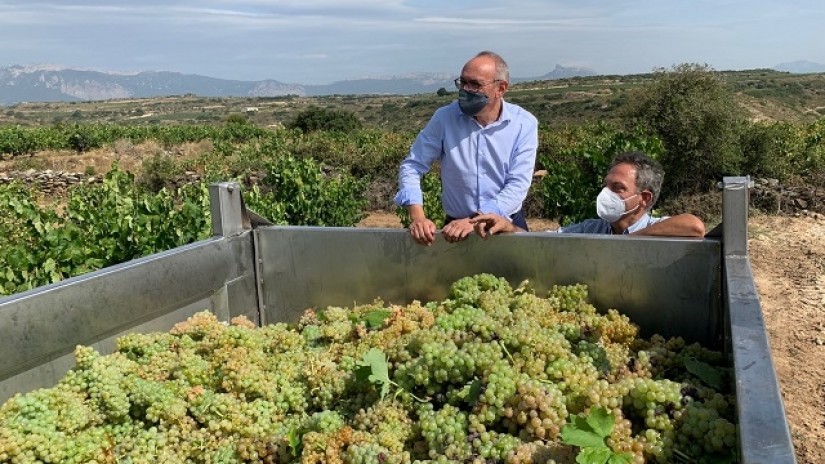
2, 69, 824, 131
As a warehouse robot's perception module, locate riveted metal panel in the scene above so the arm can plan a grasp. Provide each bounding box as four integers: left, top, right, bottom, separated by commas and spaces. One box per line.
256, 227, 721, 345
0, 233, 256, 402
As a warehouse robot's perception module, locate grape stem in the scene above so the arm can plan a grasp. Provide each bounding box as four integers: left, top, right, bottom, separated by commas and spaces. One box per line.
673, 449, 696, 463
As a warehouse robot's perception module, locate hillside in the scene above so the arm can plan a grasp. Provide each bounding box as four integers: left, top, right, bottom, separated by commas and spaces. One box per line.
0, 64, 597, 105
1, 69, 823, 132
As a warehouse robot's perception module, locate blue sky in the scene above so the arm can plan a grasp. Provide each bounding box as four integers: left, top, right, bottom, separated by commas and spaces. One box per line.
1, 0, 822, 84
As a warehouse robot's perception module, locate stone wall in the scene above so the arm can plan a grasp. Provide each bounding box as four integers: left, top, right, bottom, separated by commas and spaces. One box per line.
751, 178, 825, 216
0, 169, 100, 195
0, 169, 207, 196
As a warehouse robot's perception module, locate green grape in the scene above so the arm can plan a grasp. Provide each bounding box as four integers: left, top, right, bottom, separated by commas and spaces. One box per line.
0, 274, 738, 464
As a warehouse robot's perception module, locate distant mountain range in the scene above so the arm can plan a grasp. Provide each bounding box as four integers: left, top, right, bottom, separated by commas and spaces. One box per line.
0, 64, 596, 105
773, 60, 825, 74
4, 61, 822, 106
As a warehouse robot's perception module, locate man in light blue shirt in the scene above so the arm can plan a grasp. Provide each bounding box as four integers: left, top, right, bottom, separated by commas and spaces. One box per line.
394, 51, 538, 246
552, 211, 670, 234
471, 151, 705, 237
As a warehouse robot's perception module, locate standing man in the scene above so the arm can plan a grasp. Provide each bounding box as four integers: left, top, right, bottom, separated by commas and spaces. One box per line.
394, 51, 538, 245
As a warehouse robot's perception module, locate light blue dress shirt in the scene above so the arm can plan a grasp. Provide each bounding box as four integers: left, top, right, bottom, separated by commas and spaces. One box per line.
394, 100, 538, 219
557, 213, 668, 234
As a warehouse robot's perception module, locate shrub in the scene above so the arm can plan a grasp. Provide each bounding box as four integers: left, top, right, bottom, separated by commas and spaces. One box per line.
225, 113, 248, 125
740, 121, 800, 181
285, 107, 362, 134
0, 166, 211, 295
137, 153, 181, 192
799, 119, 825, 182
395, 170, 444, 228
291, 129, 413, 180
624, 63, 746, 200
258, 155, 366, 226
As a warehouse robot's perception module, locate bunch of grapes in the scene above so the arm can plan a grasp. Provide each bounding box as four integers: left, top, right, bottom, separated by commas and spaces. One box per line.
0, 274, 738, 464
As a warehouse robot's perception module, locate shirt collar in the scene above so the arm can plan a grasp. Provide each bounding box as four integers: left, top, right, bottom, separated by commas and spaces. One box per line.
624, 213, 654, 234
498, 99, 511, 122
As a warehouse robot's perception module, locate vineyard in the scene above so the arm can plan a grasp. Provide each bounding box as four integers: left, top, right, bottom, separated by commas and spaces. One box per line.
2, 115, 824, 295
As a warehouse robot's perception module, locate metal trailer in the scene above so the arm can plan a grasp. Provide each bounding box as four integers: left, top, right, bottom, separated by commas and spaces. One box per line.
0, 178, 796, 464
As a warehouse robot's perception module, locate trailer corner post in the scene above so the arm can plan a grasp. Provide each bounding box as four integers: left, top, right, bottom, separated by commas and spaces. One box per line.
720, 176, 752, 257
209, 182, 246, 238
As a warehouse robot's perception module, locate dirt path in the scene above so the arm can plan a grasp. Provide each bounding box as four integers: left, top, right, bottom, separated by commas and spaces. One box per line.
360, 211, 825, 463
748, 214, 825, 464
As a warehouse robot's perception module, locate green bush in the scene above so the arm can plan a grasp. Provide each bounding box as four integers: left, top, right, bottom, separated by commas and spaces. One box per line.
799, 119, 825, 181
395, 170, 444, 228
242, 184, 288, 225
285, 107, 363, 134
740, 121, 800, 181
0, 126, 38, 156
738, 119, 825, 184
64, 167, 211, 263
0, 167, 211, 295
291, 129, 413, 179
258, 155, 366, 226
137, 153, 182, 192
225, 113, 248, 125
624, 63, 746, 200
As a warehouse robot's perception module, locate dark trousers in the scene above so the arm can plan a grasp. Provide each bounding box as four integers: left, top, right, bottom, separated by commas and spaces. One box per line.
445, 209, 529, 231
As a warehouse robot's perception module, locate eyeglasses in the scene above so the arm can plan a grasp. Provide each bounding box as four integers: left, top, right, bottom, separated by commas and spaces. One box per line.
454, 77, 501, 91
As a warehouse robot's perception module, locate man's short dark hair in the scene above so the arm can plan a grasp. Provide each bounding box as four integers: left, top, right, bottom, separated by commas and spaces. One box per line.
610, 151, 665, 208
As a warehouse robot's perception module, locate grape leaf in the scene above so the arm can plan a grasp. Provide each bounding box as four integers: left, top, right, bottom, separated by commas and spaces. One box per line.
563, 408, 634, 464
585, 407, 615, 438
452, 379, 483, 405
363, 310, 392, 329
466, 379, 483, 404
607, 452, 634, 464
578, 447, 611, 464
684, 357, 723, 390
356, 347, 392, 399
562, 427, 606, 449
287, 427, 302, 457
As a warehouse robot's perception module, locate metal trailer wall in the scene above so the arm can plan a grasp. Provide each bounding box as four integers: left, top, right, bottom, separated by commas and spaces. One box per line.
722, 178, 797, 464
255, 227, 722, 346
0, 179, 796, 463
0, 183, 258, 402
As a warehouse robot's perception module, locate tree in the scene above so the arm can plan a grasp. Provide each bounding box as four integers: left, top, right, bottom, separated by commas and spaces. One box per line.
624, 63, 745, 199
436, 87, 450, 97
225, 113, 248, 125
285, 106, 362, 133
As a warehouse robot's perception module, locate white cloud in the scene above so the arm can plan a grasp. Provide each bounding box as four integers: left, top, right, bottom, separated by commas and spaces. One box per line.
0, 0, 823, 84
414, 17, 590, 27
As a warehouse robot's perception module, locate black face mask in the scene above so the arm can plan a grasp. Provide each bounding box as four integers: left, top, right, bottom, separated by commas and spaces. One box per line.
458, 89, 489, 116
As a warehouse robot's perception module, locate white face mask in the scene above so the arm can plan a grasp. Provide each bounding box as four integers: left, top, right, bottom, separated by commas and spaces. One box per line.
596, 187, 640, 223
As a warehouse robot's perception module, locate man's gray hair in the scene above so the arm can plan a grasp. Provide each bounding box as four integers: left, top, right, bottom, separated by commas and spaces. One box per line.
611, 151, 665, 209
475, 51, 510, 82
